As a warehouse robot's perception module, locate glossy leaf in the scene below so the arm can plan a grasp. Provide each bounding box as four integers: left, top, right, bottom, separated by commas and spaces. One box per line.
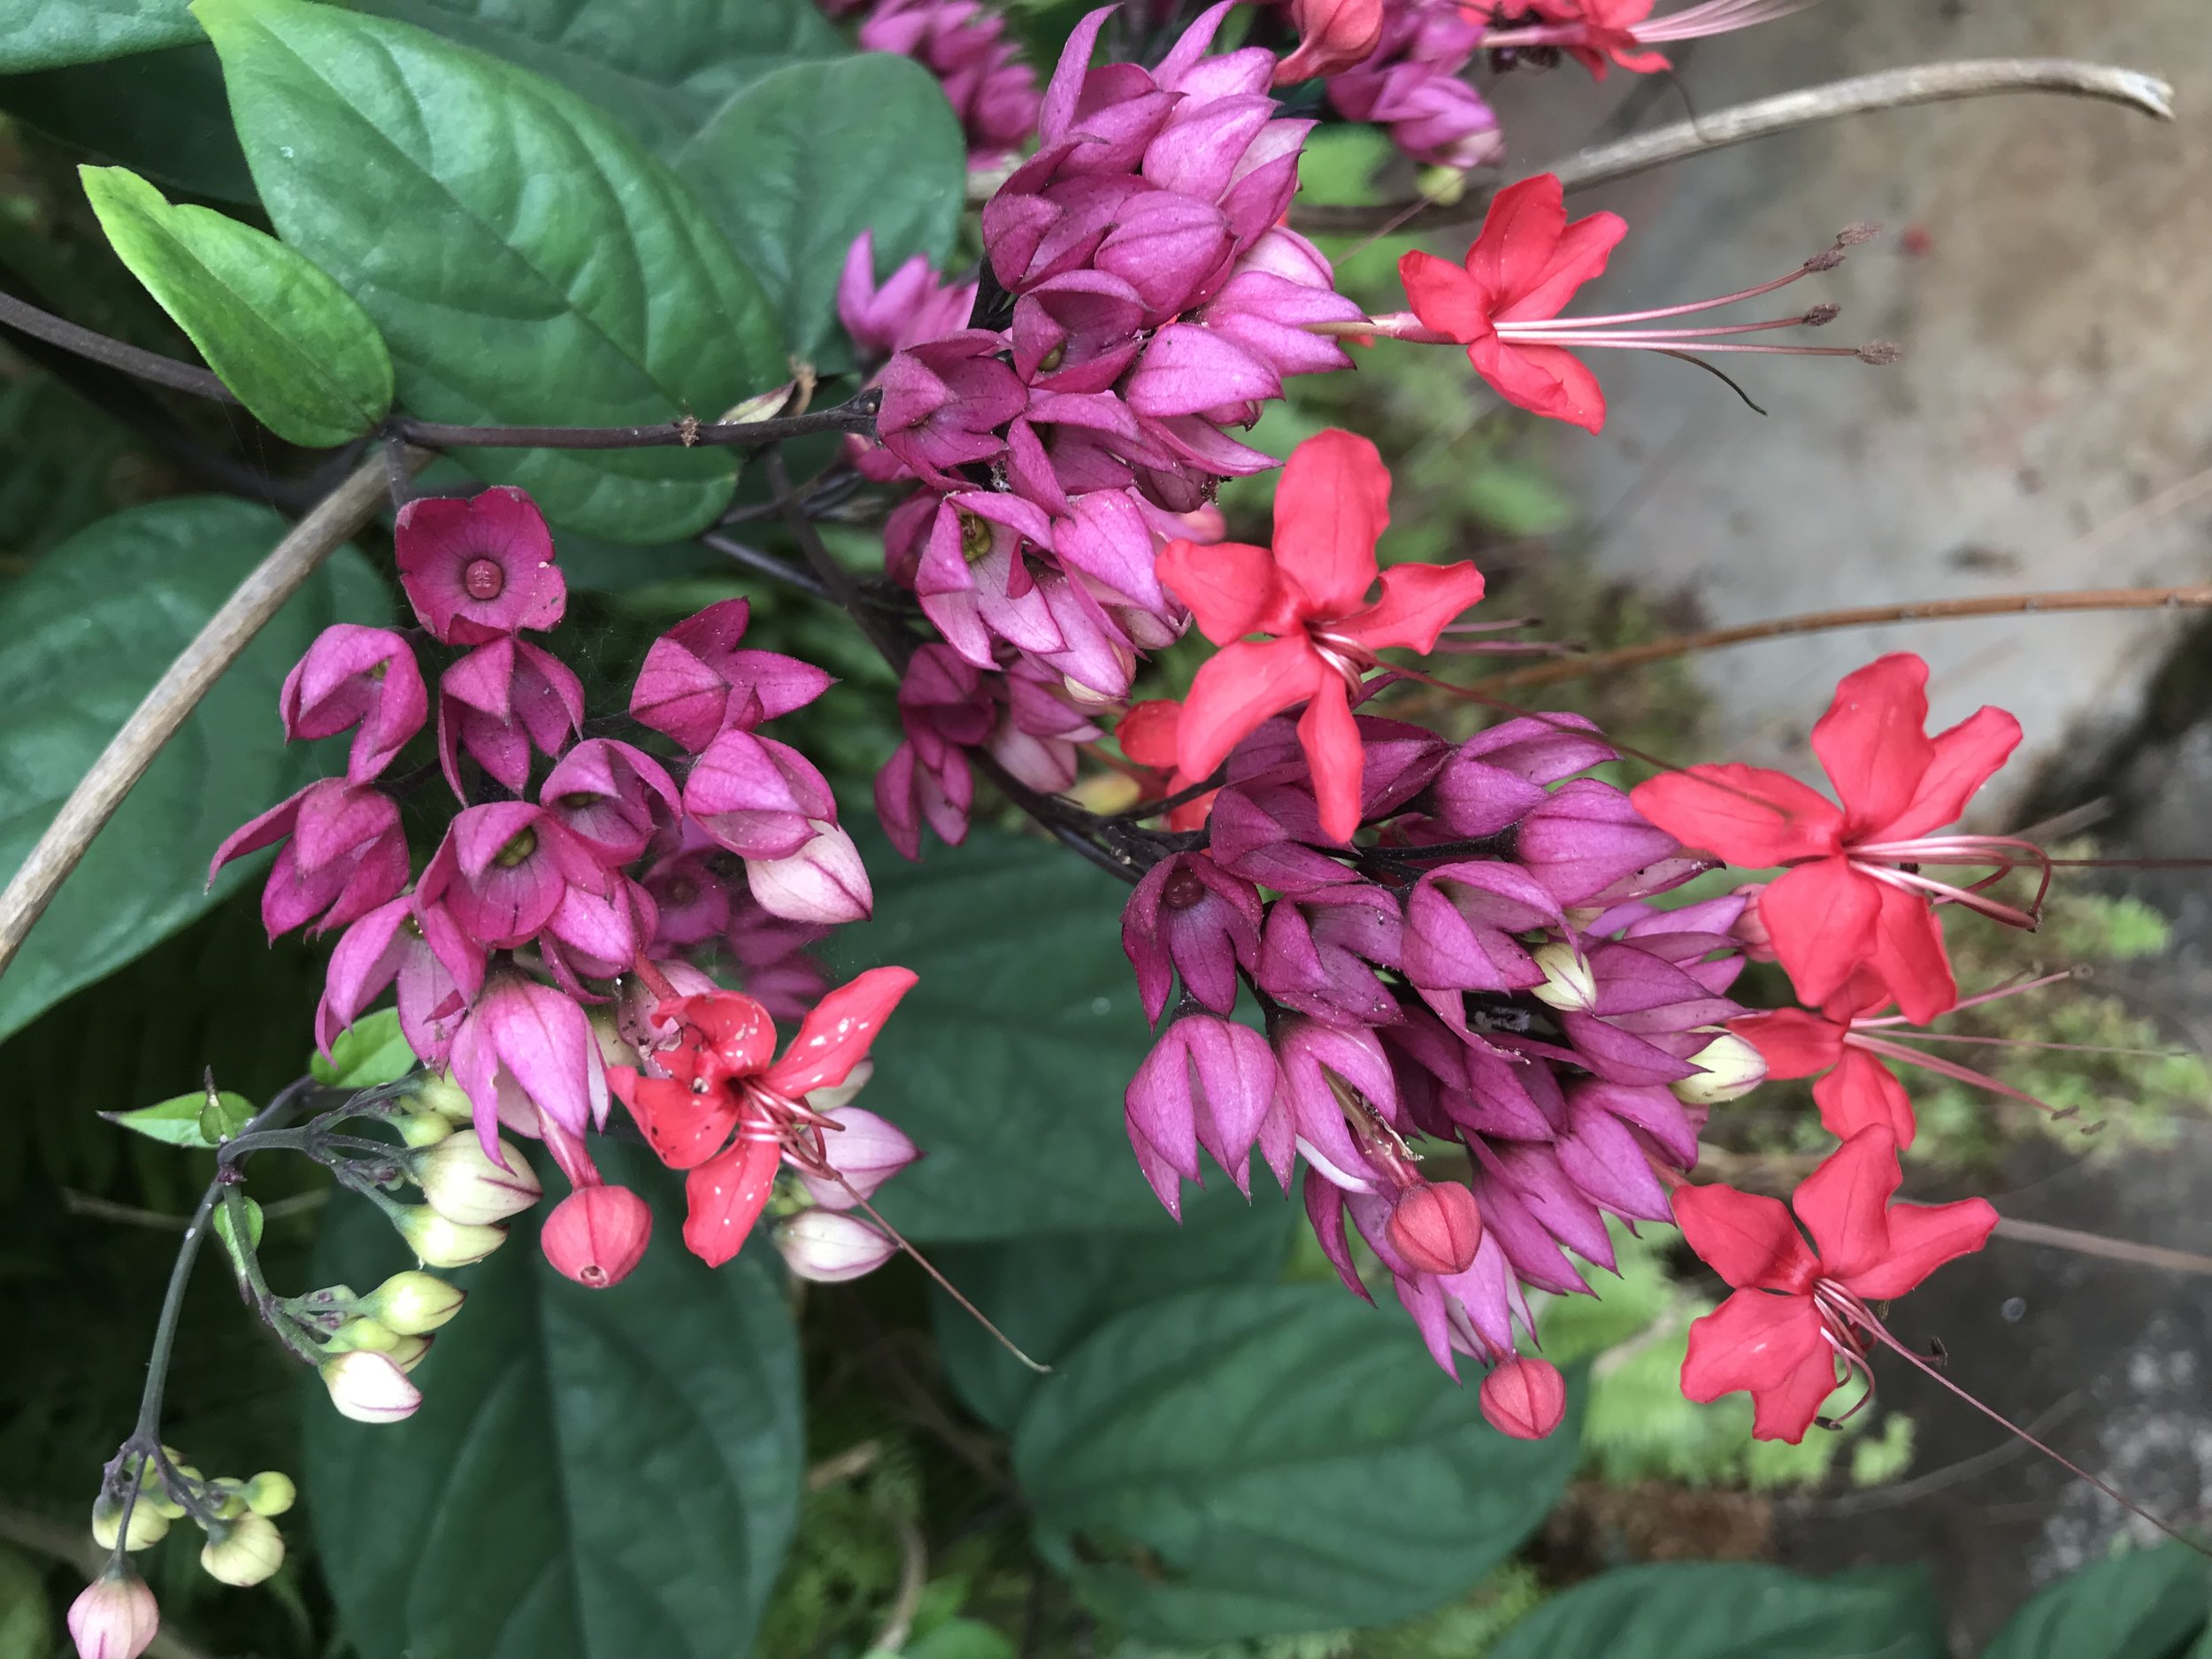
0, 45, 257, 204
1985, 1545, 2208, 1659
311, 1010, 419, 1092
83, 165, 392, 446
106, 1088, 253, 1149
0, 0, 198, 73
827, 828, 1169, 1241
196, 0, 786, 541
0, 497, 386, 1044
1015, 1284, 1582, 1642
304, 1144, 803, 1659
1486, 1562, 1947, 1659
674, 54, 966, 358
347, 0, 842, 156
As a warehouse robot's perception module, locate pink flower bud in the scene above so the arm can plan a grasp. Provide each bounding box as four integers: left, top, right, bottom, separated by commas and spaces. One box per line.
798, 1104, 918, 1209
747, 820, 872, 926
1275, 0, 1386, 83
1386, 1180, 1484, 1276
541, 1185, 652, 1288
1731, 883, 1778, 961
68, 1567, 158, 1659
319, 1350, 421, 1424
772, 1210, 898, 1283
1479, 1356, 1567, 1440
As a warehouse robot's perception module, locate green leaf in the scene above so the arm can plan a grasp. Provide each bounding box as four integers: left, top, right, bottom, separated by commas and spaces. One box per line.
82, 165, 392, 446
827, 828, 1166, 1241
0, 1542, 54, 1659
311, 1009, 419, 1091
0, 0, 198, 73
1985, 1545, 2209, 1659
673, 54, 966, 359
196, 0, 787, 541
902, 1618, 1016, 1659
1486, 1563, 1947, 1659
932, 1182, 1294, 1432
0, 45, 257, 204
1014, 1284, 1581, 1643
107, 1088, 252, 1148
214, 1192, 265, 1269
0, 497, 386, 1044
346, 0, 843, 157
304, 1144, 803, 1659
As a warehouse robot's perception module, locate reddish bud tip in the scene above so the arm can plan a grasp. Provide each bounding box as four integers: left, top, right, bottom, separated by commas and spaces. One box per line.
1386, 1180, 1484, 1277
1479, 1356, 1567, 1440
541, 1185, 652, 1289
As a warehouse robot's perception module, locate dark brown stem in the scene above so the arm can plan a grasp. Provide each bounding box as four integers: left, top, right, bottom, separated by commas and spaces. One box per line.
388, 393, 879, 452
0, 286, 235, 401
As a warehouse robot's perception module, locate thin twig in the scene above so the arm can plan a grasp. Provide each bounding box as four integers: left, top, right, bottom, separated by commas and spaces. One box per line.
0, 1503, 219, 1659
1294, 58, 2175, 236
0, 452, 424, 979
0, 288, 236, 402
388, 393, 879, 452
699, 529, 833, 599
806, 1440, 884, 1492
1992, 1217, 2212, 1278
870, 1509, 929, 1656
63, 1187, 329, 1231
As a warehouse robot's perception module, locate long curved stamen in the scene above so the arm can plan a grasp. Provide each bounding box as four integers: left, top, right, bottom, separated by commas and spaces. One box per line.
1847, 1033, 2067, 1118
1853, 970, 2074, 1025
834, 1178, 1051, 1374
1853, 859, 2042, 931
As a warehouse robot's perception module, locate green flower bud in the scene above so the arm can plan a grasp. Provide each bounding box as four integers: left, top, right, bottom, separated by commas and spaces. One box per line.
319, 1350, 421, 1425
359, 1271, 465, 1335
1671, 1028, 1769, 1105
243, 1471, 296, 1517
413, 1134, 541, 1225
1527, 942, 1598, 1013
411, 1070, 473, 1123
205, 1479, 249, 1521
396, 1111, 455, 1148
394, 1204, 506, 1268
200, 1511, 284, 1586
323, 1316, 402, 1355
91, 1493, 169, 1552
388, 1333, 434, 1373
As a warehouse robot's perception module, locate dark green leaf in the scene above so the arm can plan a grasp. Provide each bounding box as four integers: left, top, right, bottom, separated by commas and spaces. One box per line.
1985, 1546, 2208, 1659
196, 0, 787, 541
107, 1088, 252, 1149
214, 1192, 265, 1267
82, 165, 392, 445
304, 1144, 803, 1659
1015, 1284, 1581, 1642
311, 1010, 419, 1091
827, 828, 1165, 1241
933, 1182, 1294, 1432
0, 497, 387, 1044
0, 45, 257, 204
347, 0, 843, 156
904, 1617, 1016, 1659
1487, 1562, 1947, 1659
0, 0, 198, 73
0, 1542, 53, 1659
673, 54, 966, 358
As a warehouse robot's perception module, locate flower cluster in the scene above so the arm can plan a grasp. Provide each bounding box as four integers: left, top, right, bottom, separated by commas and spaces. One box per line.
826, 0, 1044, 168
211, 487, 892, 1285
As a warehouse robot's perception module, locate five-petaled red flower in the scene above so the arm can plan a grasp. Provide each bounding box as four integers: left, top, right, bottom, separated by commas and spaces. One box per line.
1156, 429, 1486, 841
1396, 175, 1627, 433
1630, 653, 2023, 1025
608, 968, 916, 1267
1674, 1125, 1996, 1442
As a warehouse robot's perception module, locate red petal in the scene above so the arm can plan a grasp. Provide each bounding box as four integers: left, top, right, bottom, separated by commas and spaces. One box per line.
1117, 699, 1182, 770
1298, 672, 1364, 841
1840, 1193, 1997, 1302
1628, 764, 1843, 868
1672, 1180, 1819, 1293
1494, 207, 1626, 323
1790, 1125, 1903, 1282
1466, 174, 1569, 309
608, 1066, 740, 1171
1879, 704, 2023, 841
1681, 1290, 1835, 1443
1156, 539, 1289, 646
1865, 879, 1955, 1025
1176, 635, 1325, 778
1810, 654, 1935, 840
1760, 856, 1881, 1011
682, 1133, 782, 1268
1398, 249, 1491, 343
1334, 561, 1487, 655
1731, 1009, 1843, 1079
764, 965, 918, 1098
1270, 429, 1389, 619
1466, 337, 1608, 433
1813, 1047, 1917, 1147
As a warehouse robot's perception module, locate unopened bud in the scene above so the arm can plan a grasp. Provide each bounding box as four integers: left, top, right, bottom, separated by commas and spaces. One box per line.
396, 1111, 455, 1148
243, 1471, 296, 1517
1730, 884, 1776, 962
204, 1479, 248, 1520
394, 1203, 506, 1268
319, 1350, 421, 1424
772, 1210, 898, 1283
747, 820, 872, 926
410, 1070, 474, 1122
323, 1315, 402, 1355
413, 1133, 541, 1225
797, 1102, 918, 1209
588, 1007, 641, 1071
1480, 1355, 1567, 1440
541, 1185, 652, 1289
388, 1333, 434, 1373
91, 1493, 168, 1552
1671, 1029, 1768, 1105
199, 1511, 284, 1586
1526, 942, 1597, 1013
804, 1058, 874, 1118
68, 1566, 159, 1659
359, 1271, 465, 1335
1385, 1180, 1484, 1277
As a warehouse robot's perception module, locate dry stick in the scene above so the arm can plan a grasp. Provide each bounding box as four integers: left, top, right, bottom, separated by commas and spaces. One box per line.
1993, 1217, 2212, 1279
1293, 58, 2175, 238
0, 453, 419, 980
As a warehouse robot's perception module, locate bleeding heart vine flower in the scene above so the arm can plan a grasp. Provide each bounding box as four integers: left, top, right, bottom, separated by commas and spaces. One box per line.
394, 486, 567, 646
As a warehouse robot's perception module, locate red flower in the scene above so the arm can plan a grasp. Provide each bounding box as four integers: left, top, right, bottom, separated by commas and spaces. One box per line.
1396, 175, 1626, 432
1630, 653, 2024, 1025
1156, 429, 1486, 840
1673, 1125, 1995, 1442
608, 968, 917, 1267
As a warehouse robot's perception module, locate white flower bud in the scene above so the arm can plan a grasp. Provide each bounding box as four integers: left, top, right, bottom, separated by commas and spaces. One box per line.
243, 1471, 296, 1517
359, 1271, 465, 1335
388, 1333, 434, 1373
1527, 942, 1597, 1012
91, 1493, 168, 1552
396, 1111, 455, 1148
411, 1069, 474, 1122
199, 1511, 284, 1586
322, 1316, 401, 1355
413, 1134, 541, 1225
772, 1210, 898, 1283
395, 1205, 507, 1268
319, 1350, 421, 1425
1671, 1028, 1769, 1105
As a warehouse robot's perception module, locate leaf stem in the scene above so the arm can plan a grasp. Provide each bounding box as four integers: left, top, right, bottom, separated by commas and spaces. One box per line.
384, 393, 879, 451
0, 285, 236, 402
